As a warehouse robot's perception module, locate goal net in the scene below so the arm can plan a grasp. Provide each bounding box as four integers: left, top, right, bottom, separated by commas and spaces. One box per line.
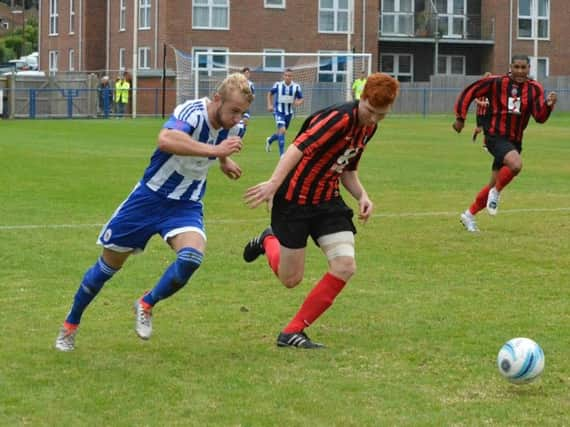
172, 49, 372, 117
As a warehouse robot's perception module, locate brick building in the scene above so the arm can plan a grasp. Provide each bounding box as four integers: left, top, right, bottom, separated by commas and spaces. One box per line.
37, 0, 568, 110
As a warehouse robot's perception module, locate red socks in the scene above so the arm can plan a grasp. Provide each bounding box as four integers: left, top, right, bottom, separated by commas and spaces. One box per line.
469, 185, 490, 215
263, 235, 280, 275
283, 273, 346, 334
495, 166, 515, 191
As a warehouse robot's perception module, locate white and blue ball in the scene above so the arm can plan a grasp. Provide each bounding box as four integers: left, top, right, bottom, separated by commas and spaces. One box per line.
497, 337, 545, 384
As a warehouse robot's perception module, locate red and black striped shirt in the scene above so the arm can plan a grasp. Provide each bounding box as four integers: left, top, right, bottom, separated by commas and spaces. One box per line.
279, 101, 377, 205
455, 74, 553, 144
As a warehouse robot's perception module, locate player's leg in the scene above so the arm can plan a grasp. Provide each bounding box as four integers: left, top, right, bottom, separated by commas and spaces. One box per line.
266, 114, 280, 150
277, 115, 291, 157
278, 204, 356, 349
486, 140, 522, 215
134, 202, 206, 340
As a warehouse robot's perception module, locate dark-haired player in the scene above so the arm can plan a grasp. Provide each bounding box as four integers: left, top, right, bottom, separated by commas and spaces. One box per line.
243, 73, 400, 349
453, 55, 557, 232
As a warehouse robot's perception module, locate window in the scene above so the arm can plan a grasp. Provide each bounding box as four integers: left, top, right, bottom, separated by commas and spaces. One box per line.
380, 54, 413, 82
438, 55, 465, 75
193, 47, 229, 76
49, 0, 59, 35
381, 0, 413, 35
119, 48, 126, 71
319, 0, 350, 33
436, 0, 466, 38
119, 0, 126, 31
192, 0, 229, 30
138, 47, 151, 69
49, 50, 59, 73
265, 0, 285, 8
69, 0, 75, 33
518, 0, 549, 39
68, 49, 75, 71
139, 0, 151, 29
263, 49, 284, 71
318, 51, 348, 83
530, 56, 548, 79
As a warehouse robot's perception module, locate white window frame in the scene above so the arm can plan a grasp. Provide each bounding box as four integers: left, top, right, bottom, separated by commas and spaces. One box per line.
530, 56, 549, 79
438, 54, 465, 75
138, 47, 151, 69
68, 49, 75, 71
518, 0, 549, 40
318, 51, 349, 83
318, 0, 351, 34
436, 0, 467, 38
139, 0, 151, 30
381, 0, 414, 36
69, 0, 75, 34
119, 0, 127, 31
264, 0, 285, 8
193, 47, 229, 77
49, 50, 59, 73
119, 47, 126, 71
380, 53, 414, 82
263, 49, 285, 71
49, 0, 59, 35
192, 0, 230, 30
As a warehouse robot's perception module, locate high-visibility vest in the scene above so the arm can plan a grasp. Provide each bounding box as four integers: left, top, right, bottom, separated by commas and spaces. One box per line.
115, 80, 130, 103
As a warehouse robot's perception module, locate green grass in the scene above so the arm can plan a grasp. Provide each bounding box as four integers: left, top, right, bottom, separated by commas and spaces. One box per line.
1, 114, 569, 426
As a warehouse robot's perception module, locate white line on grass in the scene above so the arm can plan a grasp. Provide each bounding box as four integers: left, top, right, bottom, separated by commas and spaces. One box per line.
1, 207, 569, 231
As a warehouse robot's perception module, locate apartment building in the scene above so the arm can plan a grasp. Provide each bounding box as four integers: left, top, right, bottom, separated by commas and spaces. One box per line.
38, 0, 568, 81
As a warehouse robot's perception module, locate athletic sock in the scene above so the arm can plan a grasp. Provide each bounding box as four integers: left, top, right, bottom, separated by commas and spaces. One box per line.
267, 134, 277, 144
469, 185, 490, 215
283, 273, 346, 334
142, 247, 203, 307
277, 134, 285, 156
263, 235, 280, 275
65, 257, 118, 325
495, 166, 515, 191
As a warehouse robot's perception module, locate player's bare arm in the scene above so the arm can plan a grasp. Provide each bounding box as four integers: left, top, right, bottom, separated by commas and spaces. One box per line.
341, 170, 373, 222
244, 145, 303, 208
158, 129, 242, 157
267, 92, 274, 112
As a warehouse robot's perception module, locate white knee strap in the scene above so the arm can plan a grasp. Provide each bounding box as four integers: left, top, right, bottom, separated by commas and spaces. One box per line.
317, 231, 355, 260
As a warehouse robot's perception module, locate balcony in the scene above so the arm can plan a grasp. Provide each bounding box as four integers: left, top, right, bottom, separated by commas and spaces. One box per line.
379, 12, 495, 44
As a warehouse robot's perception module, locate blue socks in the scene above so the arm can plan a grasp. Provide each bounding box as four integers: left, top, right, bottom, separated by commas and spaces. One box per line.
142, 247, 203, 306
65, 257, 118, 325
278, 134, 285, 156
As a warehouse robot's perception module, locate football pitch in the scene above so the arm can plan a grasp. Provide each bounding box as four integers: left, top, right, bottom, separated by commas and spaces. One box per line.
1, 114, 569, 426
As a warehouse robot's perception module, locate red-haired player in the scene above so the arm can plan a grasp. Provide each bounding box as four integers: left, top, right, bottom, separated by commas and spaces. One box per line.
242, 73, 399, 349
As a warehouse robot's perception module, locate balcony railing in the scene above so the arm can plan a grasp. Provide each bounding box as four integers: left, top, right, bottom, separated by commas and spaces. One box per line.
379, 13, 495, 42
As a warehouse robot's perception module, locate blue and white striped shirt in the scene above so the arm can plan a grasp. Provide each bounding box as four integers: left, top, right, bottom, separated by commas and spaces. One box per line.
270, 80, 303, 115
140, 97, 245, 202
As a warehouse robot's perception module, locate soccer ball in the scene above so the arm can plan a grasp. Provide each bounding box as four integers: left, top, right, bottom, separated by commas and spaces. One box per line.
497, 337, 545, 384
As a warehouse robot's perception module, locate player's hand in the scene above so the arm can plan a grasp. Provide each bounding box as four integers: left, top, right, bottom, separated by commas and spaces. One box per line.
546, 92, 557, 107
244, 181, 275, 209
216, 136, 242, 157
219, 157, 242, 180
452, 119, 464, 133
358, 196, 373, 224
267, 105, 274, 112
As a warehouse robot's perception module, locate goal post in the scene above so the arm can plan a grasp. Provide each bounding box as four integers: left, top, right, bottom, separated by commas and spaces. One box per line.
172, 49, 372, 116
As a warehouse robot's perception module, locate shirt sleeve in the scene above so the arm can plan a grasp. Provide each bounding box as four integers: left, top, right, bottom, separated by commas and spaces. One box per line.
454, 77, 494, 120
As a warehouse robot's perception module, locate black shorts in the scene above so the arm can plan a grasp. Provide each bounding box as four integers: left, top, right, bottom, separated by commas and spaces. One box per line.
271, 196, 356, 249
476, 115, 486, 128
485, 135, 522, 170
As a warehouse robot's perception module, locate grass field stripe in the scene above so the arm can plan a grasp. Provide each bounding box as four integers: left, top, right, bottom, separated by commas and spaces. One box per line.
1, 207, 569, 231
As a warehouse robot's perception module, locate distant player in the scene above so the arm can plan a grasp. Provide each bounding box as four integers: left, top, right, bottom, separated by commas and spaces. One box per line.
265, 68, 304, 157
241, 67, 255, 127
243, 73, 399, 349
453, 55, 557, 232
54, 73, 253, 351
352, 70, 367, 101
